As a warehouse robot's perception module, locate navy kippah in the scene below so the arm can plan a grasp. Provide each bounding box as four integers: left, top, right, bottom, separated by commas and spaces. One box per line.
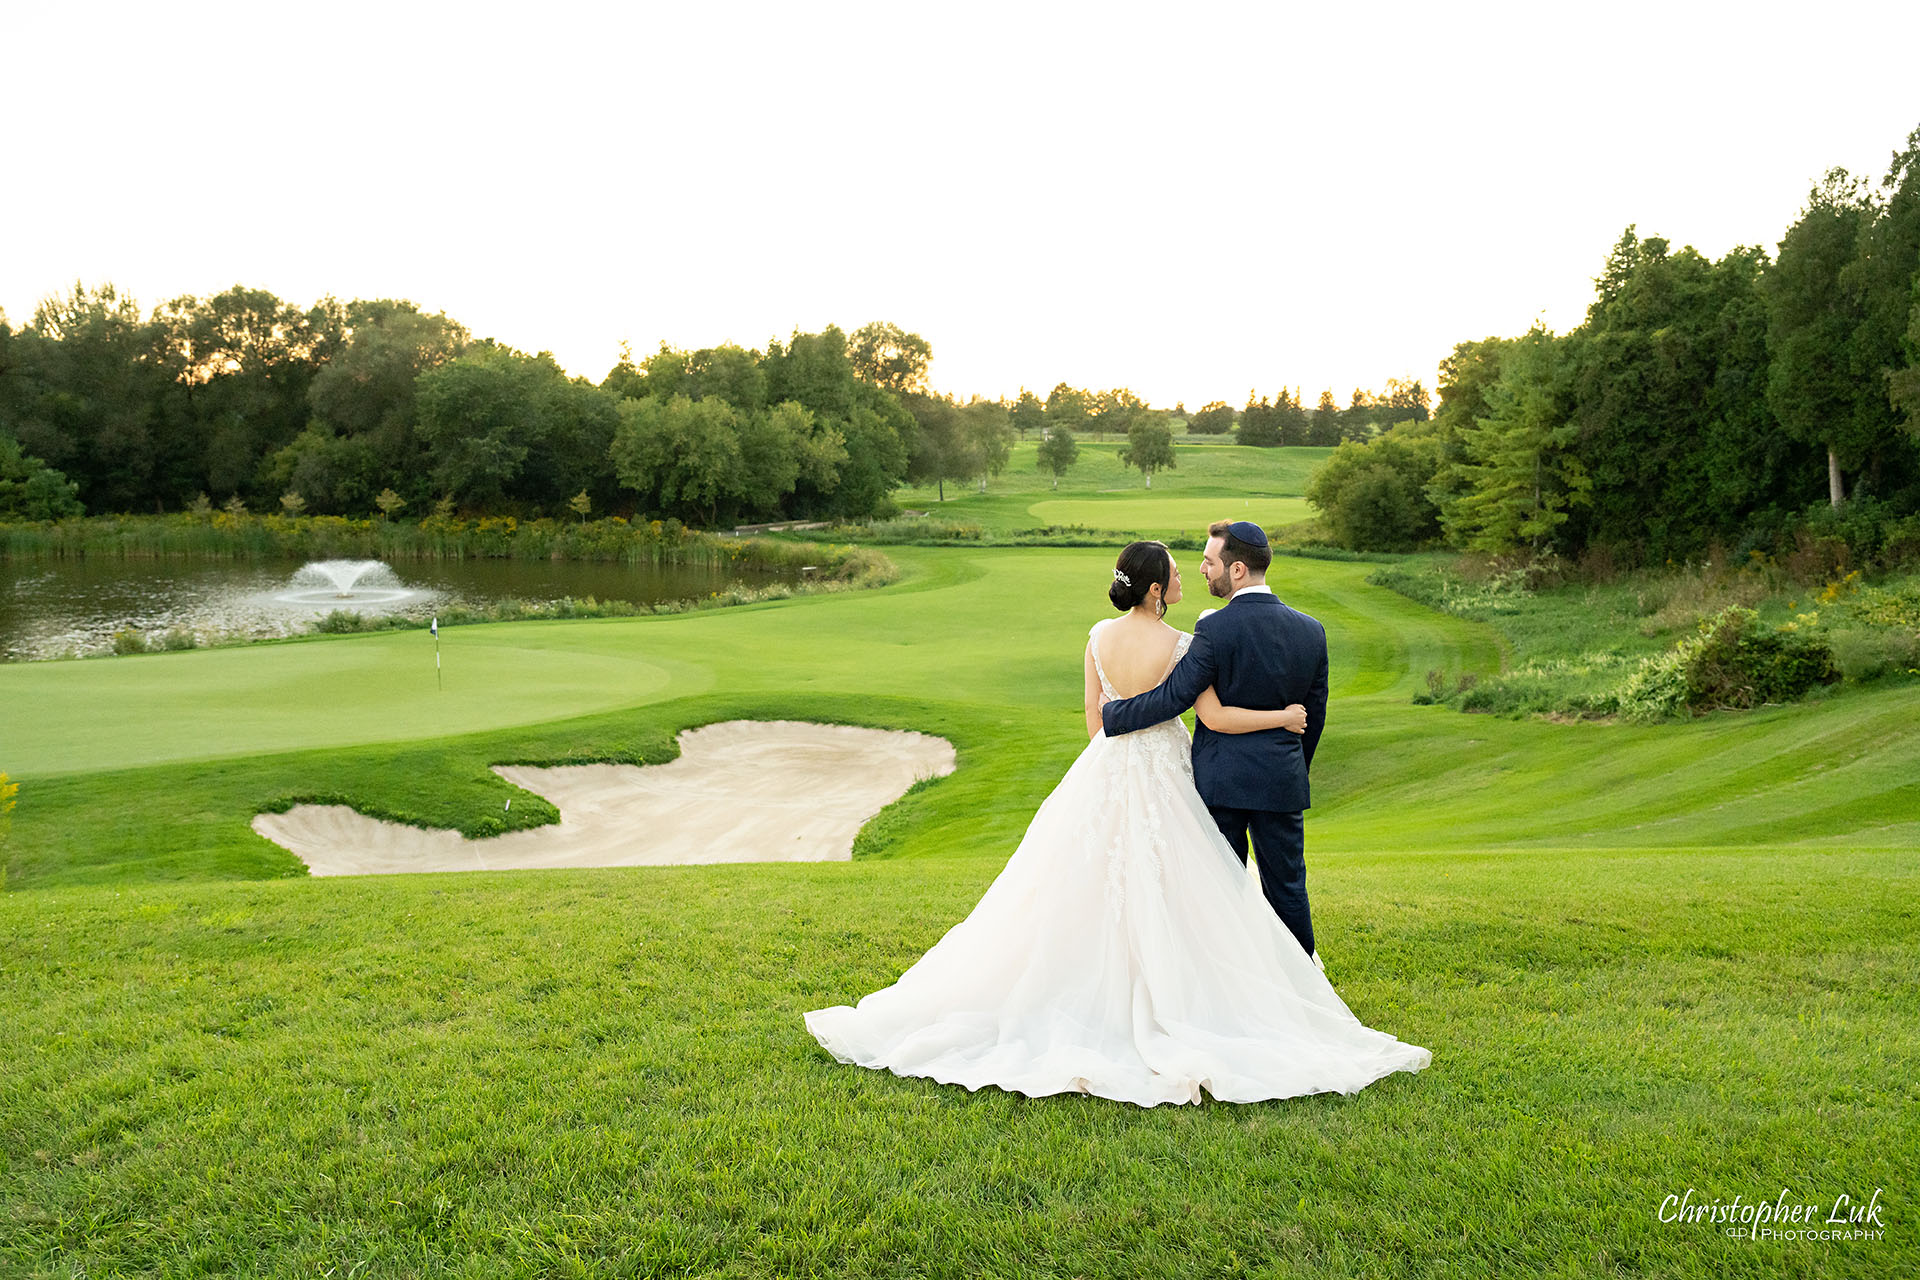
1226, 520, 1269, 548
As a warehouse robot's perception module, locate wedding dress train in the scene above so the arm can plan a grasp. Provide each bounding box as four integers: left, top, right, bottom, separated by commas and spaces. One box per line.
804, 621, 1431, 1106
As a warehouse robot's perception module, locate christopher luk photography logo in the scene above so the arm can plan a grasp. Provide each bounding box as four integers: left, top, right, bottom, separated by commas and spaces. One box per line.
1658, 1186, 1887, 1243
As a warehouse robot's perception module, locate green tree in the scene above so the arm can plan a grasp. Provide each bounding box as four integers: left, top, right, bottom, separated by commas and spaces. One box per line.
307, 299, 468, 507
1309, 389, 1342, 446
1562, 231, 1792, 560
961, 398, 1013, 491
1036, 423, 1078, 489
849, 322, 932, 394
1306, 427, 1444, 551
610, 394, 744, 526
1340, 390, 1375, 443
1890, 281, 1920, 435
375, 487, 407, 520
764, 327, 858, 420
1436, 326, 1591, 552
415, 343, 620, 512
830, 401, 912, 518
1088, 388, 1143, 440
1045, 383, 1090, 434
1118, 415, 1176, 488
1187, 401, 1234, 435
903, 392, 974, 501
1239, 392, 1280, 446
1766, 172, 1881, 507
153, 285, 345, 508
260, 424, 382, 514
0, 434, 84, 519
1009, 389, 1046, 439
9, 283, 173, 513
1852, 127, 1920, 464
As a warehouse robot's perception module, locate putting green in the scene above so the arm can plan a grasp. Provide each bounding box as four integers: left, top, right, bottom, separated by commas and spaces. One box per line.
1026, 495, 1313, 535
0, 624, 694, 777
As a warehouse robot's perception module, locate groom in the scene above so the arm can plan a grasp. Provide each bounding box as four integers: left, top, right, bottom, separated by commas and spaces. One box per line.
1102, 520, 1329, 963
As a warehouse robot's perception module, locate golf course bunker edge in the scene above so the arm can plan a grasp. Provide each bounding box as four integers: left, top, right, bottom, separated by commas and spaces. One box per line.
251, 720, 957, 876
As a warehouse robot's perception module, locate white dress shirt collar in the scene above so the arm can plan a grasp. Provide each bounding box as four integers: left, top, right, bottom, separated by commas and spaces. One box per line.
1229, 583, 1275, 602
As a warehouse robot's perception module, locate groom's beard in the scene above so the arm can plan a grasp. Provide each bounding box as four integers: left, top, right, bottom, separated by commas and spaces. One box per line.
1208, 572, 1230, 599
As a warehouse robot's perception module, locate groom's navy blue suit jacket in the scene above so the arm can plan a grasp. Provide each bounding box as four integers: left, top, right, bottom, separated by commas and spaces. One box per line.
1101, 591, 1329, 813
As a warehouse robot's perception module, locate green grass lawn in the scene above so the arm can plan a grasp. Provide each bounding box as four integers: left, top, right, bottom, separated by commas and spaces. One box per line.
891, 440, 1331, 535
2, 540, 1915, 1276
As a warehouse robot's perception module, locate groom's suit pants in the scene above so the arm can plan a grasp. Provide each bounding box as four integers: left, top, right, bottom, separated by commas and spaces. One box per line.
1210, 807, 1312, 957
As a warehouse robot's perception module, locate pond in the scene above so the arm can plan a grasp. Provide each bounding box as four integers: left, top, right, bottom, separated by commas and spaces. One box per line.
0, 556, 791, 661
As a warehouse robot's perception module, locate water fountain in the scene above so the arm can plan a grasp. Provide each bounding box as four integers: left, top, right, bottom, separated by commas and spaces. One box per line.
275, 560, 425, 609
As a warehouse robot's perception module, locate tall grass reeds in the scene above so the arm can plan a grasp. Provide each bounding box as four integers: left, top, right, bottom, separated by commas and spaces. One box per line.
0, 512, 836, 575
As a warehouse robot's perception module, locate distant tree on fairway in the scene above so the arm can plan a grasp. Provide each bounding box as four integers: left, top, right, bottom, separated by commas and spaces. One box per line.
1340, 389, 1375, 443
1239, 393, 1281, 446
1275, 388, 1310, 445
1119, 415, 1176, 488
1009, 389, 1046, 438
1045, 383, 1091, 434
1036, 424, 1078, 489
1187, 401, 1234, 435
1310, 389, 1342, 446
902, 392, 974, 501
961, 399, 1013, 492
1088, 388, 1144, 441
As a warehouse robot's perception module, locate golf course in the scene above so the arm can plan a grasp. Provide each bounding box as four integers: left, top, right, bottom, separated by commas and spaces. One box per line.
2, 444, 1914, 1277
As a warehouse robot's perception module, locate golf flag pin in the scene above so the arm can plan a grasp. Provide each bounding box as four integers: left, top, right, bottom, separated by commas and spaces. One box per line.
432, 615, 442, 690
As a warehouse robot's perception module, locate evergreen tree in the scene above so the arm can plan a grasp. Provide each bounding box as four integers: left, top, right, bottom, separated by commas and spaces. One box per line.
1435, 327, 1590, 553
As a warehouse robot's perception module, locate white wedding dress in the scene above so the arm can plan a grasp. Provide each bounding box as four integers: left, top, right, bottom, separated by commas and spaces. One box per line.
805, 619, 1432, 1107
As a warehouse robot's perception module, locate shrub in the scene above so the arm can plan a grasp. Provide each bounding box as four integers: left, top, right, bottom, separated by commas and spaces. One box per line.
1691, 606, 1837, 709
1616, 647, 1691, 721
1305, 430, 1443, 552
1828, 628, 1920, 683
1619, 606, 1838, 720
315, 610, 372, 634
110, 628, 150, 655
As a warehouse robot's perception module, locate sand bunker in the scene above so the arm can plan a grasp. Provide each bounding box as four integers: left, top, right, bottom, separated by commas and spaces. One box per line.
251, 720, 956, 876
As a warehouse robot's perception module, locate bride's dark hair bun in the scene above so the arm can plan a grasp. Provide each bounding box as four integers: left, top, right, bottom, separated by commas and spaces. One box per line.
1110, 541, 1172, 612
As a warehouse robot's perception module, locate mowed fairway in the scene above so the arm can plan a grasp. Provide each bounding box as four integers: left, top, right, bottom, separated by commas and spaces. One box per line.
3, 543, 1916, 1277
893, 439, 1330, 535
1026, 495, 1313, 539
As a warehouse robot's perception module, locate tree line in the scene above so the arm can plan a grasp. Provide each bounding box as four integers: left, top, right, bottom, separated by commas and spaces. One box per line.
1308, 126, 1920, 565
0, 295, 966, 527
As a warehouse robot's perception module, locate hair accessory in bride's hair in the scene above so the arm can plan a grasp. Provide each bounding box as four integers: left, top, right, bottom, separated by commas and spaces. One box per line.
1112, 569, 1131, 587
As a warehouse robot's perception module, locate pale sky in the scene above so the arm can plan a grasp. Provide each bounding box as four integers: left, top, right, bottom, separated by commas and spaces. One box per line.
5, 1, 1918, 410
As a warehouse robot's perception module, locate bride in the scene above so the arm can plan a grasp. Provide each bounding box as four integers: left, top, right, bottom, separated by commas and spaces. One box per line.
805, 541, 1431, 1106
